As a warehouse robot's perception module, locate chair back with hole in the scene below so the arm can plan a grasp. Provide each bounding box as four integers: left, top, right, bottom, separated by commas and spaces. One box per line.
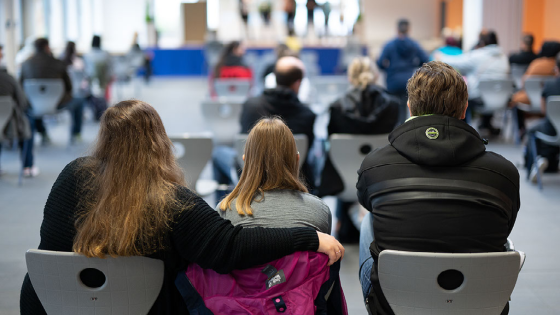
25, 249, 164, 315
525, 76, 555, 110
201, 100, 243, 145
23, 79, 65, 117
378, 250, 522, 315
329, 134, 389, 201
234, 134, 308, 169
170, 134, 213, 190
0, 96, 14, 141
510, 64, 528, 89
214, 79, 251, 100
478, 79, 514, 112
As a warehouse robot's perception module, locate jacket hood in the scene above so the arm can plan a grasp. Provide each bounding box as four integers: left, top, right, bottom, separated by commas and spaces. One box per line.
263, 86, 301, 109
389, 115, 487, 166
394, 37, 417, 58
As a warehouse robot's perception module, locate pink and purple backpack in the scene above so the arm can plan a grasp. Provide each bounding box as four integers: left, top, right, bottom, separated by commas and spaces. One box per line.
175, 251, 348, 314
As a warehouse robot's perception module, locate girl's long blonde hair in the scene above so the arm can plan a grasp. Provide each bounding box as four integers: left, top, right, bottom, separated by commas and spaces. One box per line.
73, 100, 186, 258
220, 117, 307, 215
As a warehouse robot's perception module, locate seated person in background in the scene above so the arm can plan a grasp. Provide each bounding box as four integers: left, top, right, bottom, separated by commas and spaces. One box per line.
0, 44, 37, 177
20, 100, 344, 315
83, 35, 112, 100
242, 56, 316, 188
525, 52, 560, 182
511, 41, 560, 106
264, 50, 311, 102
212, 56, 316, 199
262, 44, 291, 80
509, 34, 537, 66
219, 117, 331, 234
20, 38, 84, 144
318, 57, 399, 242
430, 34, 462, 60
439, 31, 509, 135
213, 41, 252, 79
357, 61, 520, 315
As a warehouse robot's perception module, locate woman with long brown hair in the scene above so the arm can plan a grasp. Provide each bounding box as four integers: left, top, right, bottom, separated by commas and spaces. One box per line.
220, 117, 331, 233
20, 100, 344, 314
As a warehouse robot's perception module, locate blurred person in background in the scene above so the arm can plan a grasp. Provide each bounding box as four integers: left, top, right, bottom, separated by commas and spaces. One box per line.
0, 44, 37, 177
377, 19, 429, 125
14, 36, 35, 77
83, 35, 112, 101
510, 41, 560, 135
524, 52, 560, 182
213, 41, 252, 79
439, 31, 509, 135
286, 29, 303, 53
239, 0, 250, 38
219, 117, 331, 234
284, 0, 297, 34
318, 57, 399, 242
430, 29, 462, 60
307, 0, 318, 35
510, 34, 538, 66
20, 38, 84, 144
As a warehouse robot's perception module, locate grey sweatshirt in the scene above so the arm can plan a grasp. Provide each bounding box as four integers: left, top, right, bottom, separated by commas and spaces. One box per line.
218, 190, 332, 234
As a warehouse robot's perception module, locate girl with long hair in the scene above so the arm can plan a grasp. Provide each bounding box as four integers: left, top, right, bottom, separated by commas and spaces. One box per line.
20, 100, 343, 315
220, 117, 331, 233
213, 41, 252, 79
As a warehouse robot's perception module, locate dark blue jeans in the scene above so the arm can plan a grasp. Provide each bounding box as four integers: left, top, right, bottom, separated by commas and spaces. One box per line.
63, 97, 85, 136
359, 212, 374, 302
0, 110, 34, 168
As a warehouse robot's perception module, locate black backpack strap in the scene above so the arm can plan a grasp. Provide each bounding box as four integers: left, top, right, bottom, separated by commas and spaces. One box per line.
315, 260, 346, 314
174, 271, 214, 315
272, 296, 287, 313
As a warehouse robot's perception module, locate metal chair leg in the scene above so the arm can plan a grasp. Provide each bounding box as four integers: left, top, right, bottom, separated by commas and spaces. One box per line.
529, 135, 543, 190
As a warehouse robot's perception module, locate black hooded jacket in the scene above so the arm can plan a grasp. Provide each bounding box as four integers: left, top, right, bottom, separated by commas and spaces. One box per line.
356, 115, 520, 314
240, 87, 317, 188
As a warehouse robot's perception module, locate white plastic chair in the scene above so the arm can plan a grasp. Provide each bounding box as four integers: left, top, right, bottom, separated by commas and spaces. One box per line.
510, 64, 528, 89
25, 249, 164, 315
524, 76, 555, 110
214, 79, 251, 101
170, 134, 217, 196
329, 134, 389, 202
378, 249, 523, 315
234, 134, 308, 169
478, 79, 515, 112
528, 96, 560, 190
23, 79, 65, 117
201, 100, 243, 145
310, 76, 349, 107
0, 96, 13, 141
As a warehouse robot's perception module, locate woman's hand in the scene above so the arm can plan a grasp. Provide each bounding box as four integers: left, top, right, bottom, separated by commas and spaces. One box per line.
317, 231, 345, 266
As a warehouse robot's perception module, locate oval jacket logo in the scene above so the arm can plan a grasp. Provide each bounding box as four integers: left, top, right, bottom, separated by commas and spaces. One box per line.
425, 127, 439, 140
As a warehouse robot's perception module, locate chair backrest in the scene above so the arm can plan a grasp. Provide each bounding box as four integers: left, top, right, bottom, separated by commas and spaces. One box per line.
23, 79, 65, 117
478, 79, 515, 111
0, 96, 14, 140
311, 76, 349, 105
214, 79, 251, 100
25, 249, 164, 315
510, 64, 528, 89
525, 76, 555, 110
170, 134, 213, 190
329, 134, 389, 201
378, 250, 522, 315
546, 96, 560, 136
201, 100, 243, 145
234, 134, 308, 169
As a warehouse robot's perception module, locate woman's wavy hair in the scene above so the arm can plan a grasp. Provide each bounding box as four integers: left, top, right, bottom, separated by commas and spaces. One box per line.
348, 57, 378, 90
219, 117, 307, 215
73, 100, 186, 258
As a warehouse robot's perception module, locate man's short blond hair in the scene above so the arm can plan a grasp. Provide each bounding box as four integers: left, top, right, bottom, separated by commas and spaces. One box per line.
406, 61, 468, 119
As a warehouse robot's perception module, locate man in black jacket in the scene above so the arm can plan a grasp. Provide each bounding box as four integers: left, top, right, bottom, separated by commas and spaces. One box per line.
20, 38, 84, 144
357, 61, 520, 315
213, 56, 316, 197
509, 34, 537, 66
